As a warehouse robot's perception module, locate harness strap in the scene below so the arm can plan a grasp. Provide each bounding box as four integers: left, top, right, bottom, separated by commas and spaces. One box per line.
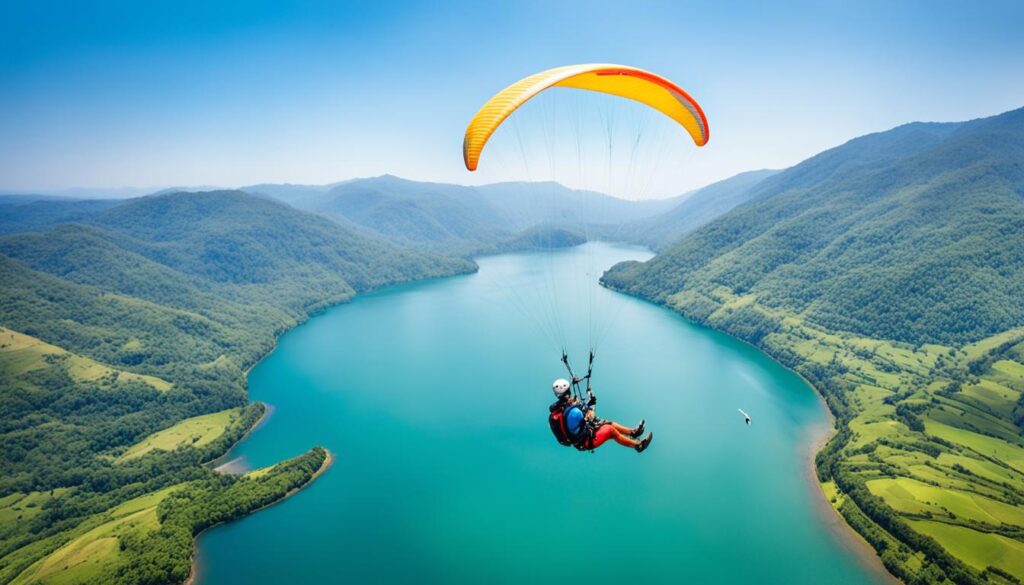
562, 351, 596, 404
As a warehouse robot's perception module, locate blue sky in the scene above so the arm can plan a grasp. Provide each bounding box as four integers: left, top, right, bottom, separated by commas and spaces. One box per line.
2, 0, 1022, 196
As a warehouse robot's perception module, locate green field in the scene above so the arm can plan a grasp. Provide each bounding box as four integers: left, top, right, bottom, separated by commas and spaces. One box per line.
867, 477, 1024, 526
764, 317, 1024, 581
117, 408, 244, 462
0, 490, 70, 526
907, 520, 1024, 578
963, 328, 1024, 361
0, 444, 326, 585
245, 464, 277, 479
9, 485, 186, 585
0, 327, 171, 391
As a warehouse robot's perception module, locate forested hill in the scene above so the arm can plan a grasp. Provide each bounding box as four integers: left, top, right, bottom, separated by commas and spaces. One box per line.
245, 175, 684, 256
283, 175, 510, 255
0, 197, 120, 235
0, 190, 473, 583
92, 190, 471, 292
0, 191, 475, 372
611, 168, 779, 250
0, 189, 474, 426
605, 107, 1024, 346
603, 108, 1024, 584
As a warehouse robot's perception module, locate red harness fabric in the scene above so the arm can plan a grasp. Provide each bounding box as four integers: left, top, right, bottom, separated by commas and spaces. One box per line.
585, 423, 615, 449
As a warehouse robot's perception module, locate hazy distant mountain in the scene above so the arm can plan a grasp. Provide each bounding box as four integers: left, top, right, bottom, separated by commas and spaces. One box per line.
6, 176, 697, 257
0, 193, 74, 204
309, 175, 511, 254
239, 182, 344, 207
145, 185, 226, 197
7, 173, 739, 257
473, 180, 687, 230
611, 169, 780, 249
0, 198, 121, 235
6, 186, 163, 199
247, 174, 687, 255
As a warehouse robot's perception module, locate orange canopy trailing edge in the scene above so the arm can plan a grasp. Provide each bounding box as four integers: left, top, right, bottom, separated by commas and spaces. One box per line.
463, 64, 709, 171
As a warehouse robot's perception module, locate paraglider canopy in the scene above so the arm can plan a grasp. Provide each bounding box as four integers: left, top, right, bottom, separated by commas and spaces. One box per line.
463, 63, 709, 171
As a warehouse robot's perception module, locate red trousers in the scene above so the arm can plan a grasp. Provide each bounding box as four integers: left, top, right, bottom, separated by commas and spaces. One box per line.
586, 423, 617, 448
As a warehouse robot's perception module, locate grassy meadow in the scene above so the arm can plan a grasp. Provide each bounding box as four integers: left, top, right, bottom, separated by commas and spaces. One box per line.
116, 409, 243, 462
0, 327, 171, 392
9, 485, 186, 585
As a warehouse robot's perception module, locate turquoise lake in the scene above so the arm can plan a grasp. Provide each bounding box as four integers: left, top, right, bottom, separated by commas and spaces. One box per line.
194, 242, 883, 584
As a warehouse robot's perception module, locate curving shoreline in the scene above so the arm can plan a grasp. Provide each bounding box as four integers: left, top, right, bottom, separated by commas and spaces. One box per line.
732, 333, 898, 583
707, 326, 898, 583
782, 364, 899, 584
209, 403, 275, 473
184, 449, 334, 585
803, 425, 900, 584
603, 281, 900, 583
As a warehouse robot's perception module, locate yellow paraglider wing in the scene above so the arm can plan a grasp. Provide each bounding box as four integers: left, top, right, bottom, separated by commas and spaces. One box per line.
463, 64, 709, 171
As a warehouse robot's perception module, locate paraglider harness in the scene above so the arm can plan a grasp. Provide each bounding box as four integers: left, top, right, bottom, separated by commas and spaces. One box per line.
548, 351, 601, 452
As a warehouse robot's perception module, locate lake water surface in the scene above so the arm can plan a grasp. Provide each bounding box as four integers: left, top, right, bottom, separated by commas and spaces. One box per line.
195, 242, 882, 584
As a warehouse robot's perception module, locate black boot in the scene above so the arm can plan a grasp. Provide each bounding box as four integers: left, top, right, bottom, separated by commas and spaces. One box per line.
630, 419, 646, 438
635, 432, 653, 453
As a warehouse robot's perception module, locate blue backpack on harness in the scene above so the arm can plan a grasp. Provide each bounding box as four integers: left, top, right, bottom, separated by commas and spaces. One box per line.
548, 401, 576, 447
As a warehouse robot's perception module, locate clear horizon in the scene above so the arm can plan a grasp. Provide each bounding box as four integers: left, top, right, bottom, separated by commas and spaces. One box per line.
3, 0, 1023, 197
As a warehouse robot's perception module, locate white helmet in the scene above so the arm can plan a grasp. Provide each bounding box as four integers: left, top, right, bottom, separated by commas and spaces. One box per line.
552, 378, 571, 398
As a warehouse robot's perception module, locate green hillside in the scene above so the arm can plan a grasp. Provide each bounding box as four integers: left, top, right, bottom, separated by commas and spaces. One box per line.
473, 180, 684, 229
247, 175, 684, 256
0, 190, 471, 584
608, 108, 1024, 346
0, 199, 119, 236
493, 223, 586, 253
248, 175, 512, 255
614, 169, 780, 250
603, 107, 1024, 584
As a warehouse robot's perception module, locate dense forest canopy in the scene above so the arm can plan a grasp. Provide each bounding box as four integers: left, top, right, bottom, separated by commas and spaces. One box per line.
607, 107, 1024, 346
612, 168, 780, 250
